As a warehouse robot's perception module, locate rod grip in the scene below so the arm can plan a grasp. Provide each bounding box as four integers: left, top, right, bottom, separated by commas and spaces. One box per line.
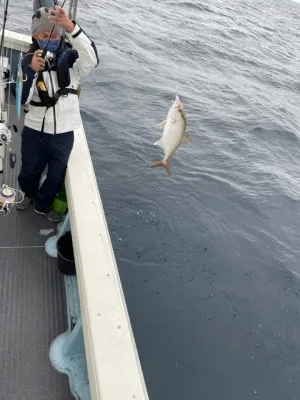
10, 152, 16, 169
0, 143, 4, 173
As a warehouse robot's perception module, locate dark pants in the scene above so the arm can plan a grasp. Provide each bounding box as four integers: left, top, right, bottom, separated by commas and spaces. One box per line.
18, 126, 74, 213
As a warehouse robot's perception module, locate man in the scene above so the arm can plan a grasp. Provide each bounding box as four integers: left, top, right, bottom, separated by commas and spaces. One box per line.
17, 6, 98, 221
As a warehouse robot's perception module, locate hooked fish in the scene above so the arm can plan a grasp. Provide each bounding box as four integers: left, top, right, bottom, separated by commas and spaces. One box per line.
151, 95, 190, 175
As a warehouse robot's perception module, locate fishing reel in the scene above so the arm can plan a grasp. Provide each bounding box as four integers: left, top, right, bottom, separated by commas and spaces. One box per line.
0, 56, 14, 97
38, 50, 55, 62
0, 121, 16, 173
37, 50, 56, 70
44, 51, 57, 70
0, 184, 24, 216
44, 51, 55, 61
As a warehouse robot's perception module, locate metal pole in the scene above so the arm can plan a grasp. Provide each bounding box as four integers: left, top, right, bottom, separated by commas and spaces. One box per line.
68, 0, 74, 19
68, 0, 78, 21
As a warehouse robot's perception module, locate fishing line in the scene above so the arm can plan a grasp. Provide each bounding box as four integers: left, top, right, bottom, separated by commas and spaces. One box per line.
79, 1, 186, 142
88, 71, 110, 104
40, 0, 67, 57
81, 72, 143, 135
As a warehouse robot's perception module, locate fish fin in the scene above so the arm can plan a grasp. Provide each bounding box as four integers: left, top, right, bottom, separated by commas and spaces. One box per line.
182, 133, 192, 143
157, 119, 167, 128
153, 139, 164, 149
151, 160, 171, 175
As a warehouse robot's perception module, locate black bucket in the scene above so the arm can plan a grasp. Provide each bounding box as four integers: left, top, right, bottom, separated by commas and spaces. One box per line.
57, 232, 76, 275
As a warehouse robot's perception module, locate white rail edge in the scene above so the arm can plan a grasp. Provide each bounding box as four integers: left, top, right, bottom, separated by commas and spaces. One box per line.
66, 124, 149, 399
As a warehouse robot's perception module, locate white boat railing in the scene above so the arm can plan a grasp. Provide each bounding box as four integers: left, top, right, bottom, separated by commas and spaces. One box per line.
2, 30, 32, 53
4, 29, 149, 400
66, 124, 149, 400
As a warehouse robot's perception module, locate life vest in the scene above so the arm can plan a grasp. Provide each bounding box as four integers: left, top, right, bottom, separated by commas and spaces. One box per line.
28, 41, 79, 132
30, 46, 79, 108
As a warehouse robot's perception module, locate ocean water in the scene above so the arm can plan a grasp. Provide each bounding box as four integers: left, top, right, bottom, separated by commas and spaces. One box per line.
7, 0, 300, 399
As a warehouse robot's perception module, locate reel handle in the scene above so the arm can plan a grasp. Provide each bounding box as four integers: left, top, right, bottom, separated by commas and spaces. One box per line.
37, 48, 48, 59
0, 142, 4, 173
41, 48, 48, 59
9, 152, 16, 168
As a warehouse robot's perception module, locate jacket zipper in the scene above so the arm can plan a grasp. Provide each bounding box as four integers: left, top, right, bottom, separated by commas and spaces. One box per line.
48, 71, 57, 134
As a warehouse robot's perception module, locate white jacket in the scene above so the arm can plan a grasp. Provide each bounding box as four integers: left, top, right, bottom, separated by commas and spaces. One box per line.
23, 23, 98, 134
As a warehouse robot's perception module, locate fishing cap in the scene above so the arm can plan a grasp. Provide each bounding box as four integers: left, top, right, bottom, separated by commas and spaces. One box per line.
31, 7, 63, 35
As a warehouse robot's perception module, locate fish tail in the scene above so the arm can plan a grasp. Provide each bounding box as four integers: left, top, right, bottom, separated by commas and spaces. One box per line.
151, 159, 171, 175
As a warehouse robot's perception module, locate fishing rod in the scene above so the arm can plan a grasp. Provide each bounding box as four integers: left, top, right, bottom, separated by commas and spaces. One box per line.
0, 0, 11, 129
40, 0, 67, 58
0, 0, 9, 61
0, 0, 11, 113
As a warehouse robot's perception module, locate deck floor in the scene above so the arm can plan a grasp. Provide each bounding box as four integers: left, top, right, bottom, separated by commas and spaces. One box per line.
0, 100, 73, 399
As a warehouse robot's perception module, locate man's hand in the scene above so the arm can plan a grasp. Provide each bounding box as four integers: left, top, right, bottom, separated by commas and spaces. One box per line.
30, 50, 46, 72
49, 6, 75, 33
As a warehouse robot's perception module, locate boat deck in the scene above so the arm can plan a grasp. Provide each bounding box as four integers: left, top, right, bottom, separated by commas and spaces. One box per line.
0, 102, 73, 399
